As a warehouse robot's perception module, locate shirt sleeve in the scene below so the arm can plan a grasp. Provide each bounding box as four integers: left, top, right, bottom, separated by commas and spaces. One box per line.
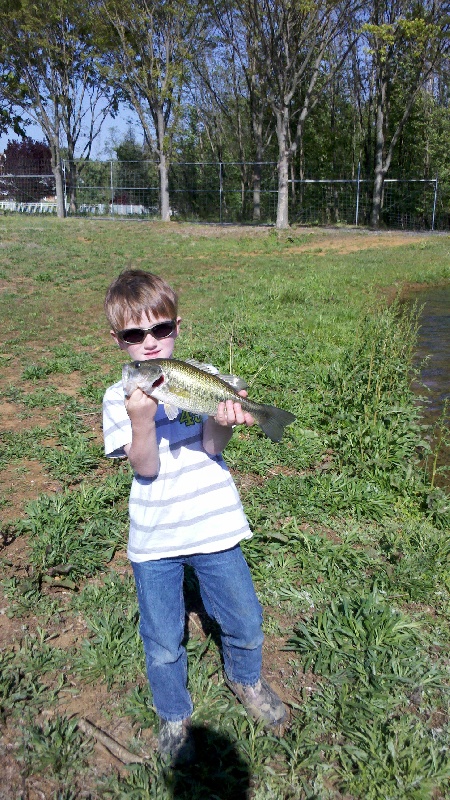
103, 382, 132, 458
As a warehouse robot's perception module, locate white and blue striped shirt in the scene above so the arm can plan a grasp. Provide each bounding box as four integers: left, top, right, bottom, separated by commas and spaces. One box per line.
103, 380, 252, 562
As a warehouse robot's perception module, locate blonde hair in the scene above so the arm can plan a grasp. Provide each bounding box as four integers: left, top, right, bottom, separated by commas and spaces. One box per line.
104, 270, 178, 331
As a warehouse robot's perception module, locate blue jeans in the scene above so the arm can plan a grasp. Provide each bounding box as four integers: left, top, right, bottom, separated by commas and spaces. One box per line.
131, 545, 264, 721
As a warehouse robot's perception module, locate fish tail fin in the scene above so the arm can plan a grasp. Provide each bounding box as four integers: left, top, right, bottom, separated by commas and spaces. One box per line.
256, 405, 296, 442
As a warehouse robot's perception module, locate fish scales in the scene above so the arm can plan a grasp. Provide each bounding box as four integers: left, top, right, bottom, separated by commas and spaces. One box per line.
122, 358, 296, 442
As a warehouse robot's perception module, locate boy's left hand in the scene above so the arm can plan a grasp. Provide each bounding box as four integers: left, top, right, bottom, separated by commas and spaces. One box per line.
214, 391, 255, 428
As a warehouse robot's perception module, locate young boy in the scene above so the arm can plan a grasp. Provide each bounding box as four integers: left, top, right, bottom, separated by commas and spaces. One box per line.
102, 269, 287, 764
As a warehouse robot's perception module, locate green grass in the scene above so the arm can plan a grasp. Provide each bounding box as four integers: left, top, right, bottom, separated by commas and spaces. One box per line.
0, 218, 449, 798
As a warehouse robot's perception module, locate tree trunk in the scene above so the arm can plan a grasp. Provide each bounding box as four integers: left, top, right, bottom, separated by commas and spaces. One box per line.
251, 112, 263, 221
371, 86, 385, 228
252, 162, 261, 221
68, 161, 77, 214
156, 107, 171, 222
275, 107, 290, 229
50, 142, 66, 218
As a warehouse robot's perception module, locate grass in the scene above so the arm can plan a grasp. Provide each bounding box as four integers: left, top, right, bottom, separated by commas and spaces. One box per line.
0, 218, 449, 798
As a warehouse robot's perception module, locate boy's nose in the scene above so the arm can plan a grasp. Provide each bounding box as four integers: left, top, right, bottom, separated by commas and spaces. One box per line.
143, 332, 158, 346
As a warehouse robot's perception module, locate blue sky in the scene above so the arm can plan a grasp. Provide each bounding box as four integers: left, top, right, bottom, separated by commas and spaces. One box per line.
0, 108, 141, 159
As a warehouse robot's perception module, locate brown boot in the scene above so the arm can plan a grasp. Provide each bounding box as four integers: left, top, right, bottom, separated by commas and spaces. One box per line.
225, 676, 287, 728
158, 717, 195, 766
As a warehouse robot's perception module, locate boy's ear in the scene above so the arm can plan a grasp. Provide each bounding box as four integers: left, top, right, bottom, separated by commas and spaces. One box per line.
110, 329, 121, 347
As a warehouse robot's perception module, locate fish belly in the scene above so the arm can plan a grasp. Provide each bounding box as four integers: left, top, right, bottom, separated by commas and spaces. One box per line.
152, 384, 224, 417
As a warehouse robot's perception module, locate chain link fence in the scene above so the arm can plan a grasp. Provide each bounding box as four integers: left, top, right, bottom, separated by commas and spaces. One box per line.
0, 160, 448, 230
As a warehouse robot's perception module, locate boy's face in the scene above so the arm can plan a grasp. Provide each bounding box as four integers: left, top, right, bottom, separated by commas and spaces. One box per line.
111, 311, 181, 361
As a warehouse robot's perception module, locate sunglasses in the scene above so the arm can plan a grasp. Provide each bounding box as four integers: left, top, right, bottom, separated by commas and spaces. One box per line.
117, 319, 177, 344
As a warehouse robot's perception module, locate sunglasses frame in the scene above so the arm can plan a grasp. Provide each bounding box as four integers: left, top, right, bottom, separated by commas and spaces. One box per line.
117, 319, 177, 344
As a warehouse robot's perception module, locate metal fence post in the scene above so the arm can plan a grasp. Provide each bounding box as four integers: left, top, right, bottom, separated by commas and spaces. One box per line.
110, 161, 114, 215
62, 160, 67, 214
432, 175, 438, 231
219, 162, 223, 224
355, 161, 361, 226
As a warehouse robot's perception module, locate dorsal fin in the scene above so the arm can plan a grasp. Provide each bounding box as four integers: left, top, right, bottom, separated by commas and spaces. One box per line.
184, 359, 248, 391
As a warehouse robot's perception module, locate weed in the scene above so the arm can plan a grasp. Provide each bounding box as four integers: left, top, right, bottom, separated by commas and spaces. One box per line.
21, 348, 94, 380
379, 517, 450, 601
3, 575, 61, 618
19, 714, 93, 778
0, 641, 64, 721
286, 587, 430, 692
17, 471, 130, 582
100, 761, 170, 799
334, 715, 450, 799
124, 685, 158, 730
0, 427, 47, 468
75, 604, 143, 687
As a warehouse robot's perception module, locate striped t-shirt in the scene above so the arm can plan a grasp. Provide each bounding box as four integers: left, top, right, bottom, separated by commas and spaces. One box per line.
102, 380, 252, 562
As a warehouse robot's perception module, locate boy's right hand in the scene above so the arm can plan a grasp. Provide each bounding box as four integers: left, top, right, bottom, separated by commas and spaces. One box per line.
124, 389, 160, 477
125, 388, 158, 423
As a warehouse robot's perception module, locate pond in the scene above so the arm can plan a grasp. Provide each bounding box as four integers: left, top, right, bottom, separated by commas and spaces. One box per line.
408, 284, 450, 489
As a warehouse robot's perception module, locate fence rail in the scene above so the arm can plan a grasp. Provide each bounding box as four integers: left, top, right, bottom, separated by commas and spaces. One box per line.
0, 161, 448, 230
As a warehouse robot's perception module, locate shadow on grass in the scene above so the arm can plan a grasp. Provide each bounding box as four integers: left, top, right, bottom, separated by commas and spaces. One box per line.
167, 724, 250, 800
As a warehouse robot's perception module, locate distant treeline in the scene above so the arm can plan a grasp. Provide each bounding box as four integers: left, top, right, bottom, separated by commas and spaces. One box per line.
0, 0, 448, 225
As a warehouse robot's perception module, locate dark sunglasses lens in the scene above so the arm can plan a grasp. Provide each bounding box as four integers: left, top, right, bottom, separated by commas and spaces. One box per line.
152, 321, 176, 339
121, 328, 145, 344
119, 321, 175, 344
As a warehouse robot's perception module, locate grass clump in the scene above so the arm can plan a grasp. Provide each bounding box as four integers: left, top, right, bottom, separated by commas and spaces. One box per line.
17, 470, 130, 582
285, 588, 450, 798
18, 714, 93, 779
72, 572, 143, 687
287, 588, 427, 689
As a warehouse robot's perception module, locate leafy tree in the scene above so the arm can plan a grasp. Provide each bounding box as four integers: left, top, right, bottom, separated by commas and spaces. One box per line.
0, 137, 54, 202
0, 0, 116, 216
215, 0, 360, 228
113, 131, 158, 208
199, 9, 275, 220
0, 69, 26, 138
96, 0, 208, 221
362, 0, 449, 227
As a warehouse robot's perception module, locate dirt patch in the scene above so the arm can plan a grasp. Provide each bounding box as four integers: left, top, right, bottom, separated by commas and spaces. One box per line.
0, 401, 53, 431
0, 459, 62, 523
285, 231, 429, 255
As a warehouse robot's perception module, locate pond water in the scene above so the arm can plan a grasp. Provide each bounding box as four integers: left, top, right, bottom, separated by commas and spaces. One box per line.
408, 285, 450, 489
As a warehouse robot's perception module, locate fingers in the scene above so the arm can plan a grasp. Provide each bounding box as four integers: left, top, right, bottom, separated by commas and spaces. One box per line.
215, 400, 254, 428
125, 388, 158, 420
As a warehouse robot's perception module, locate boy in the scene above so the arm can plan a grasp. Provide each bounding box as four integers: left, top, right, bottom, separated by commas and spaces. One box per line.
102, 269, 287, 764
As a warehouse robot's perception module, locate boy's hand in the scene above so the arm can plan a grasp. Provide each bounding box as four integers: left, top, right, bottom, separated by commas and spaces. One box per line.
214, 391, 255, 429
123, 389, 160, 477
125, 388, 158, 423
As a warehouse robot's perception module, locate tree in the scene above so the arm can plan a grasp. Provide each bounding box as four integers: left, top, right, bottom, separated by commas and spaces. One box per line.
362, 0, 450, 227
214, 0, 360, 228
0, 0, 115, 216
198, 10, 275, 220
113, 129, 158, 208
96, 0, 208, 222
1, 137, 54, 202
0, 70, 27, 138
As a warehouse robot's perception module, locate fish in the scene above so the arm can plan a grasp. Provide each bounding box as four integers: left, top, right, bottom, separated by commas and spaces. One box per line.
122, 358, 296, 442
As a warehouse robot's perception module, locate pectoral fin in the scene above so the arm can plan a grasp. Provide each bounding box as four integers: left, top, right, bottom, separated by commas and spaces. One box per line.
164, 402, 180, 421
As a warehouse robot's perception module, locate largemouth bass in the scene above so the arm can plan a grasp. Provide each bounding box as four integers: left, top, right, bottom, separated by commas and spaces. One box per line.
122, 358, 296, 442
